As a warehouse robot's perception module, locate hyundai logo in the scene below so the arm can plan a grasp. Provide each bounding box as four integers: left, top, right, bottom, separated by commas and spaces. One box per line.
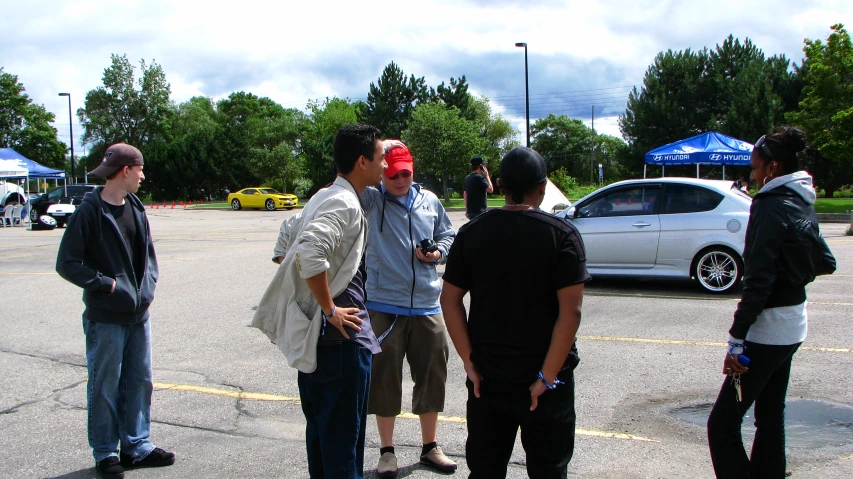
709, 154, 722, 161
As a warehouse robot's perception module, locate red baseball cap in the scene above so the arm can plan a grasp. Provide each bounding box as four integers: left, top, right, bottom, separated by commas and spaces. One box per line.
385, 144, 414, 177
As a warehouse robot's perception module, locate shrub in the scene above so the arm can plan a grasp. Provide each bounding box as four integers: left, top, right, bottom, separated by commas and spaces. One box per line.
293, 178, 313, 199
833, 185, 853, 198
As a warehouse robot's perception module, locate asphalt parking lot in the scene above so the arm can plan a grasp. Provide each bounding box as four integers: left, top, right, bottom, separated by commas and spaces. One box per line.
1, 208, 851, 478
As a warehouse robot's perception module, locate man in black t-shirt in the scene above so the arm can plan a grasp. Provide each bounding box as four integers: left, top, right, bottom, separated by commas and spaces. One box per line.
441, 147, 590, 479
463, 156, 493, 219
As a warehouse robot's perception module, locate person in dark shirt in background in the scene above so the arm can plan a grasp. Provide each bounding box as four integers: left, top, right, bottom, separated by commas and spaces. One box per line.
463, 156, 493, 219
441, 147, 590, 479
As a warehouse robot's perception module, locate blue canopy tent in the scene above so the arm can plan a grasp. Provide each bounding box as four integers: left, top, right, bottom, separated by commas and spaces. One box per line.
0, 148, 67, 196
0, 148, 66, 179
644, 131, 753, 179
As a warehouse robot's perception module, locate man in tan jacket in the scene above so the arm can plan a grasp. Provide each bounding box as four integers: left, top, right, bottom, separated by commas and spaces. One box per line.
253, 124, 387, 479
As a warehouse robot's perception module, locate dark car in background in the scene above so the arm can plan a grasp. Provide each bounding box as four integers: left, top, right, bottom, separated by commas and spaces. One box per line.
29, 184, 96, 229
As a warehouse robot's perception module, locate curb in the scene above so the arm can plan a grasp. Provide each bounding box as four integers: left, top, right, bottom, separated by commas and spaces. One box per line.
816, 213, 852, 223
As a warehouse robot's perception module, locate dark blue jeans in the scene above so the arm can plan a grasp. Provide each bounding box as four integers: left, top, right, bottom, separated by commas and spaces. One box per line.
707, 341, 801, 478
298, 340, 372, 479
466, 372, 576, 479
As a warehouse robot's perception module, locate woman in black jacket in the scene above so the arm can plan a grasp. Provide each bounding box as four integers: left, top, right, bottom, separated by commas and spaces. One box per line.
707, 127, 836, 478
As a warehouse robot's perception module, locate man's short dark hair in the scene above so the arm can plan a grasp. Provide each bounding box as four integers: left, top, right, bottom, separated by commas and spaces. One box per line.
334, 124, 382, 174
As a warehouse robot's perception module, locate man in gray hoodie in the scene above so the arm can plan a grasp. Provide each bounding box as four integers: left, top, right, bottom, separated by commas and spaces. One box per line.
361, 143, 457, 477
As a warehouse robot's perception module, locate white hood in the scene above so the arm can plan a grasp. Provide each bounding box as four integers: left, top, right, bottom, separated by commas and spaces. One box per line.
759, 171, 816, 205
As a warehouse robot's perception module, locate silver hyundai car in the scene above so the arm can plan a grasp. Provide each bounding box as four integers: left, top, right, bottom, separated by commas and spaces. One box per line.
555, 178, 752, 293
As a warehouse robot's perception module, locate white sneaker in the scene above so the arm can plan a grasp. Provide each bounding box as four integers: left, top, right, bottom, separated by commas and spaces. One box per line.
377, 451, 398, 478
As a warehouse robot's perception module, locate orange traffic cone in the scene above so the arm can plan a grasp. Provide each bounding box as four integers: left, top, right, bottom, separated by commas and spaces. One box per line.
200, 199, 205, 205
627, 198, 632, 205
189, 200, 193, 205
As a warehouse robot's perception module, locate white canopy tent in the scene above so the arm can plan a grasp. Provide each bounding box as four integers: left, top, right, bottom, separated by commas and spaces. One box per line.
540, 178, 572, 214
0, 159, 30, 227
0, 159, 29, 178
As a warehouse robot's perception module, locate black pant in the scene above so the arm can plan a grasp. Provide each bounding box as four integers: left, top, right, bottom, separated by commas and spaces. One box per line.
707, 341, 801, 479
466, 373, 576, 479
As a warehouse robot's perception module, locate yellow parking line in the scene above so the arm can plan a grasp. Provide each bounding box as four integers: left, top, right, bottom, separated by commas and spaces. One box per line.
152, 382, 658, 442
154, 382, 301, 402
577, 336, 852, 353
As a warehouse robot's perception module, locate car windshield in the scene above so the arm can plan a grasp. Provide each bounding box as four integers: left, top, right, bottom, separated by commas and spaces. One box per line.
259, 189, 282, 195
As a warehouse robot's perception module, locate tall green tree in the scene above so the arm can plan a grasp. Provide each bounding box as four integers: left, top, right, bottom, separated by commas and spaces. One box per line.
467, 96, 520, 167
77, 54, 173, 172
619, 37, 800, 176
0, 68, 66, 169
787, 24, 853, 198
436, 76, 474, 120
299, 97, 361, 193
531, 115, 594, 180
361, 62, 432, 138
402, 102, 483, 201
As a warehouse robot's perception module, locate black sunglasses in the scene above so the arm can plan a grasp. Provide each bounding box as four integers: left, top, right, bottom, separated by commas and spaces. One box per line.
754, 135, 776, 161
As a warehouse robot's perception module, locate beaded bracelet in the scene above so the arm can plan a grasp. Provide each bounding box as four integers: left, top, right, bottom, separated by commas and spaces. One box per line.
537, 371, 565, 390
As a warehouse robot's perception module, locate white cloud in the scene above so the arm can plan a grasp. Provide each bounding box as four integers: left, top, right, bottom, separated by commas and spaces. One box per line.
3, 0, 851, 153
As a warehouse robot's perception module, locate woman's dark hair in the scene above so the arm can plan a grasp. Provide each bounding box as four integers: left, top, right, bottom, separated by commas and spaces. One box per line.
333, 124, 382, 174
756, 126, 807, 174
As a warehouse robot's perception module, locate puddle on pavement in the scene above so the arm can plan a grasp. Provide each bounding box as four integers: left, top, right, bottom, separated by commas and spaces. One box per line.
673, 399, 853, 449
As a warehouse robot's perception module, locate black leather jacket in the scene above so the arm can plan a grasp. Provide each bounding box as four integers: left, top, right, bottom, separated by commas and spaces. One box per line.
729, 185, 836, 339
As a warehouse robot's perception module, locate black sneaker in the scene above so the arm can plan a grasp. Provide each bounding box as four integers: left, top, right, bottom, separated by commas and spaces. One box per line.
120, 447, 176, 469
96, 456, 125, 479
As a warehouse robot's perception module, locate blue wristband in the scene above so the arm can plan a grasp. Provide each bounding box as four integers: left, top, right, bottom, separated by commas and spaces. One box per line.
537, 371, 565, 390
321, 306, 336, 337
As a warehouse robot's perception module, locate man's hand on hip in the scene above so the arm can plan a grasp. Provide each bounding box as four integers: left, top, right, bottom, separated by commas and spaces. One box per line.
326, 307, 363, 339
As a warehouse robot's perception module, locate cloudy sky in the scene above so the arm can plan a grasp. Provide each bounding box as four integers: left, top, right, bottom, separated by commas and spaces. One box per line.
3, 0, 850, 154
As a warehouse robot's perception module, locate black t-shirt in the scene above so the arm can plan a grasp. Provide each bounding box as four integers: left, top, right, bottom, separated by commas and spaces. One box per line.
106, 201, 141, 282
463, 172, 489, 218
442, 209, 591, 385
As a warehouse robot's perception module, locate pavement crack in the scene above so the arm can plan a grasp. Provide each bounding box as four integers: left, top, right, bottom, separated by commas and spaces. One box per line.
0, 347, 86, 369
153, 419, 257, 438
0, 399, 42, 415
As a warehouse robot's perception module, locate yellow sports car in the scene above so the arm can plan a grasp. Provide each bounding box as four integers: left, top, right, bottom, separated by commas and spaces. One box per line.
227, 187, 299, 211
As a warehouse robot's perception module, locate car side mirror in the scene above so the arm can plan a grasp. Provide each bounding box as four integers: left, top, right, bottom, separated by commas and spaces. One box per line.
567, 206, 577, 218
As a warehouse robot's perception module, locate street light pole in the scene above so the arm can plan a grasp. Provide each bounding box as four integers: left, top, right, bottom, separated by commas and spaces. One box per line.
515, 42, 530, 148
58, 93, 74, 184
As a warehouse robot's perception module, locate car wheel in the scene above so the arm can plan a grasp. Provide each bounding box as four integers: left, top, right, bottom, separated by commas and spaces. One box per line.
265, 199, 276, 211
32, 214, 57, 230
693, 247, 743, 293
231, 199, 242, 211
30, 207, 39, 223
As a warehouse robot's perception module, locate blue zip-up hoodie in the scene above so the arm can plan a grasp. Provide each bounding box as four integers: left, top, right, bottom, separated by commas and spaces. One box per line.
56, 187, 158, 324
361, 183, 455, 314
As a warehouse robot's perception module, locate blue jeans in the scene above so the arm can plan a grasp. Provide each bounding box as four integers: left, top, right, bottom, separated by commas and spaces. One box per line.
298, 340, 373, 479
84, 318, 155, 464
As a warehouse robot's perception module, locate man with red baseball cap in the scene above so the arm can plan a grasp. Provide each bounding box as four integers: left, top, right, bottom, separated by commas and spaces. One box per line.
361, 142, 457, 477
57, 143, 175, 479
